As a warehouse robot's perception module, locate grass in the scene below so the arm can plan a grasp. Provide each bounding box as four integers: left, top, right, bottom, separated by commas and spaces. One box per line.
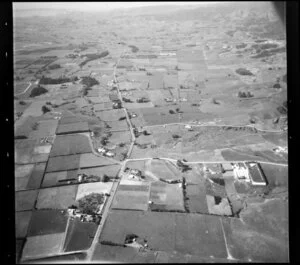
63, 219, 97, 252
26, 163, 46, 189
186, 184, 209, 213
97, 109, 126, 121
22, 233, 65, 260
259, 163, 288, 187
46, 154, 81, 172
100, 210, 227, 257
27, 209, 68, 237
221, 199, 288, 262
92, 244, 139, 262
16, 211, 33, 238
79, 153, 117, 168
150, 181, 185, 212
50, 134, 91, 157
56, 122, 89, 135
112, 190, 149, 211
15, 190, 38, 212
36, 185, 78, 209
76, 182, 113, 200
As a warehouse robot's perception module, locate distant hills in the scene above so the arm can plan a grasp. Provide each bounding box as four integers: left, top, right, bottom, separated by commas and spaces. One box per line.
13, 2, 282, 26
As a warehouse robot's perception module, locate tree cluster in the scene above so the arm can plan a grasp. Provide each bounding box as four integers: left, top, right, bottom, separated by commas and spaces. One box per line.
79, 51, 109, 67
77, 193, 105, 215
235, 68, 254, 76
30, 86, 48, 97
81, 76, 99, 88
39, 76, 76, 85
238, 91, 254, 98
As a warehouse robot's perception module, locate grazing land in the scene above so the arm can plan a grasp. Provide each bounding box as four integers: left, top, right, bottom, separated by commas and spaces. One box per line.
14, 2, 288, 263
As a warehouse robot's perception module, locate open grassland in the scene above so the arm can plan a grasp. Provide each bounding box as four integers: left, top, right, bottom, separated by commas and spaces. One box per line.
16, 211, 33, 239
63, 219, 97, 252
100, 210, 227, 258
36, 185, 78, 209
22, 233, 65, 261
15, 190, 38, 212
27, 209, 68, 237
50, 134, 91, 157
46, 154, 81, 172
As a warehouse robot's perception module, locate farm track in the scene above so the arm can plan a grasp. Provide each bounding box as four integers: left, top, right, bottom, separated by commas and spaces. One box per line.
125, 157, 288, 167
15, 82, 32, 96
142, 122, 285, 134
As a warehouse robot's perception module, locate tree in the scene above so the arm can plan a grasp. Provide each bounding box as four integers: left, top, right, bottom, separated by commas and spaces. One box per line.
77, 193, 105, 215
41, 105, 51, 114
32, 122, 39, 130
103, 175, 110, 182
15, 135, 27, 139
169, 110, 175, 114
212, 98, 220, 104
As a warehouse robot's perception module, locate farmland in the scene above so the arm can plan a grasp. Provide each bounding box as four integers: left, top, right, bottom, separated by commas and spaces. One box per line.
63, 219, 97, 252
99, 210, 227, 258
50, 134, 91, 157
36, 185, 78, 209
13, 2, 288, 263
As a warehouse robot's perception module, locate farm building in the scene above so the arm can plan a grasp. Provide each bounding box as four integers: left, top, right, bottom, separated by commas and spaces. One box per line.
232, 162, 250, 182
245, 162, 267, 186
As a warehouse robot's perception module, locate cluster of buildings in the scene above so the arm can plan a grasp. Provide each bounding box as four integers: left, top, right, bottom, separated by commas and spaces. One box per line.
67, 206, 102, 224
57, 173, 105, 186
65, 53, 79, 59
136, 97, 150, 103
123, 168, 144, 181
97, 147, 115, 157
164, 97, 188, 103
222, 162, 267, 186
273, 146, 288, 154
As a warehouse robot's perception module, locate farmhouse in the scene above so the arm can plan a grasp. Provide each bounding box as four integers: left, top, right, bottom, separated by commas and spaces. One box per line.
232, 162, 251, 182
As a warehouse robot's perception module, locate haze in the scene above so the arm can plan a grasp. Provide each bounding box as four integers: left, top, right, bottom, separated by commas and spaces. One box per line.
14, 1, 220, 12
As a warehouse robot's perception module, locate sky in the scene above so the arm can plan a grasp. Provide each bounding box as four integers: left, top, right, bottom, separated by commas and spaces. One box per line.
14, 2, 220, 12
